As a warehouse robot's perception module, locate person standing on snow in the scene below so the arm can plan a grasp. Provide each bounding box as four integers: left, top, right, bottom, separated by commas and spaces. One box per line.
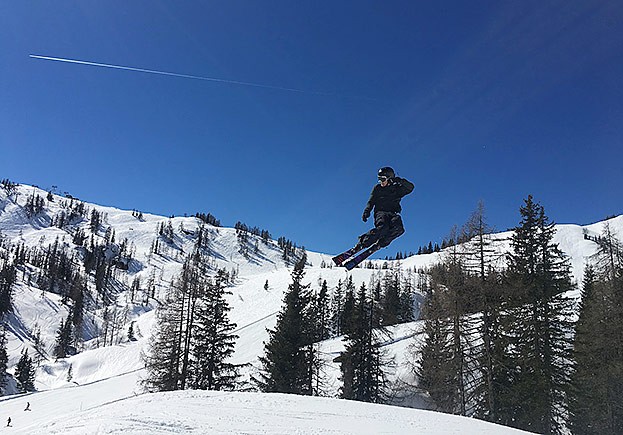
358, 166, 414, 250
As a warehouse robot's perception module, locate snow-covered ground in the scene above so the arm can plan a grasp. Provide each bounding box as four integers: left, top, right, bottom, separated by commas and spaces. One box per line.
0, 184, 620, 433
1, 381, 533, 434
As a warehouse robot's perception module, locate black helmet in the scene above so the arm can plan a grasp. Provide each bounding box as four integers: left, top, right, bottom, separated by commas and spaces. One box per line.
378, 166, 395, 179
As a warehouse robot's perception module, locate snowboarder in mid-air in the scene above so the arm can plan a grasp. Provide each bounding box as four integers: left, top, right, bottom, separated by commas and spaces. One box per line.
333, 166, 414, 270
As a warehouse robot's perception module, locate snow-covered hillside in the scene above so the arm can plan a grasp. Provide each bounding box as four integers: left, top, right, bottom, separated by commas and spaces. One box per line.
0, 182, 621, 433
0, 183, 397, 390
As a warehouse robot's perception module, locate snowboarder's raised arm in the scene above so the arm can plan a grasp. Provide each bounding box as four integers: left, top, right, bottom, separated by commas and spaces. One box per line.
393, 177, 414, 197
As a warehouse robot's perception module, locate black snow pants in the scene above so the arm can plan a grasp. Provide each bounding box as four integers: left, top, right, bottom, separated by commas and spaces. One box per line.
357, 211, 405, 250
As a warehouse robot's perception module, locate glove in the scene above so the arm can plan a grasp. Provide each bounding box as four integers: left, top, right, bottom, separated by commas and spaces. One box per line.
362, 210, 371, 222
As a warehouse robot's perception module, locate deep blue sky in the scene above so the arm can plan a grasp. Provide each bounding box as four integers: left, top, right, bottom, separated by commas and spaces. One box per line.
2, 1, 622, 257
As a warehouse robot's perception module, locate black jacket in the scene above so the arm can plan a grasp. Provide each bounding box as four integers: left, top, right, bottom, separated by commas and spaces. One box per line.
363, 177, 414, 216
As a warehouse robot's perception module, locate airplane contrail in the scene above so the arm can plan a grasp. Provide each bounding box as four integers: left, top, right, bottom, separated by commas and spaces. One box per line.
29, 54, 343, 97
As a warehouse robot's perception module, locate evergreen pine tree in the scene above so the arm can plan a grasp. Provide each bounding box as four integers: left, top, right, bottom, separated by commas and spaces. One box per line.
498, 196, 575, 434
417, 256, 479, 415
15, 349, 36, 392
331, 280, 344, 336
89, 209, 101, 233
340, 277, 357, 335
190, 269, 240, 391
303, 279, 331, 395
53, 315, 74, 359
0, 261, 16, 317
570, 225, 623, 434
127, 322, 136, 342
398, 269, 416, 323
31, 325, 45, 367
256, 254, 313, 394
417, 280, 456, 412
381, 272, 402, 326
569, 265, 610, 434
0, 327, 8, 394
314, 280, 331, 341
340, 283, 391, 403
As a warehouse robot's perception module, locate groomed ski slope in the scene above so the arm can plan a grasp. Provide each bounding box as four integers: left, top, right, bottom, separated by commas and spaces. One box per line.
1, 378, 531, 434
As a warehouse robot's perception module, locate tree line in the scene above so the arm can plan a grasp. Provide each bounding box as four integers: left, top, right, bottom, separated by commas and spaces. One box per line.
254, 254, 417, 401
416, 197, 623, 434
142, 251, 241, 392
142, 251, 419, 402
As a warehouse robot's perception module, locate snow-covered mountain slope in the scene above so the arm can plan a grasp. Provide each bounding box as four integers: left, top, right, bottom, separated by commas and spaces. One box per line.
0, 184, 385, 385
1, 183, 621, 381
0, 182, 620, 433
